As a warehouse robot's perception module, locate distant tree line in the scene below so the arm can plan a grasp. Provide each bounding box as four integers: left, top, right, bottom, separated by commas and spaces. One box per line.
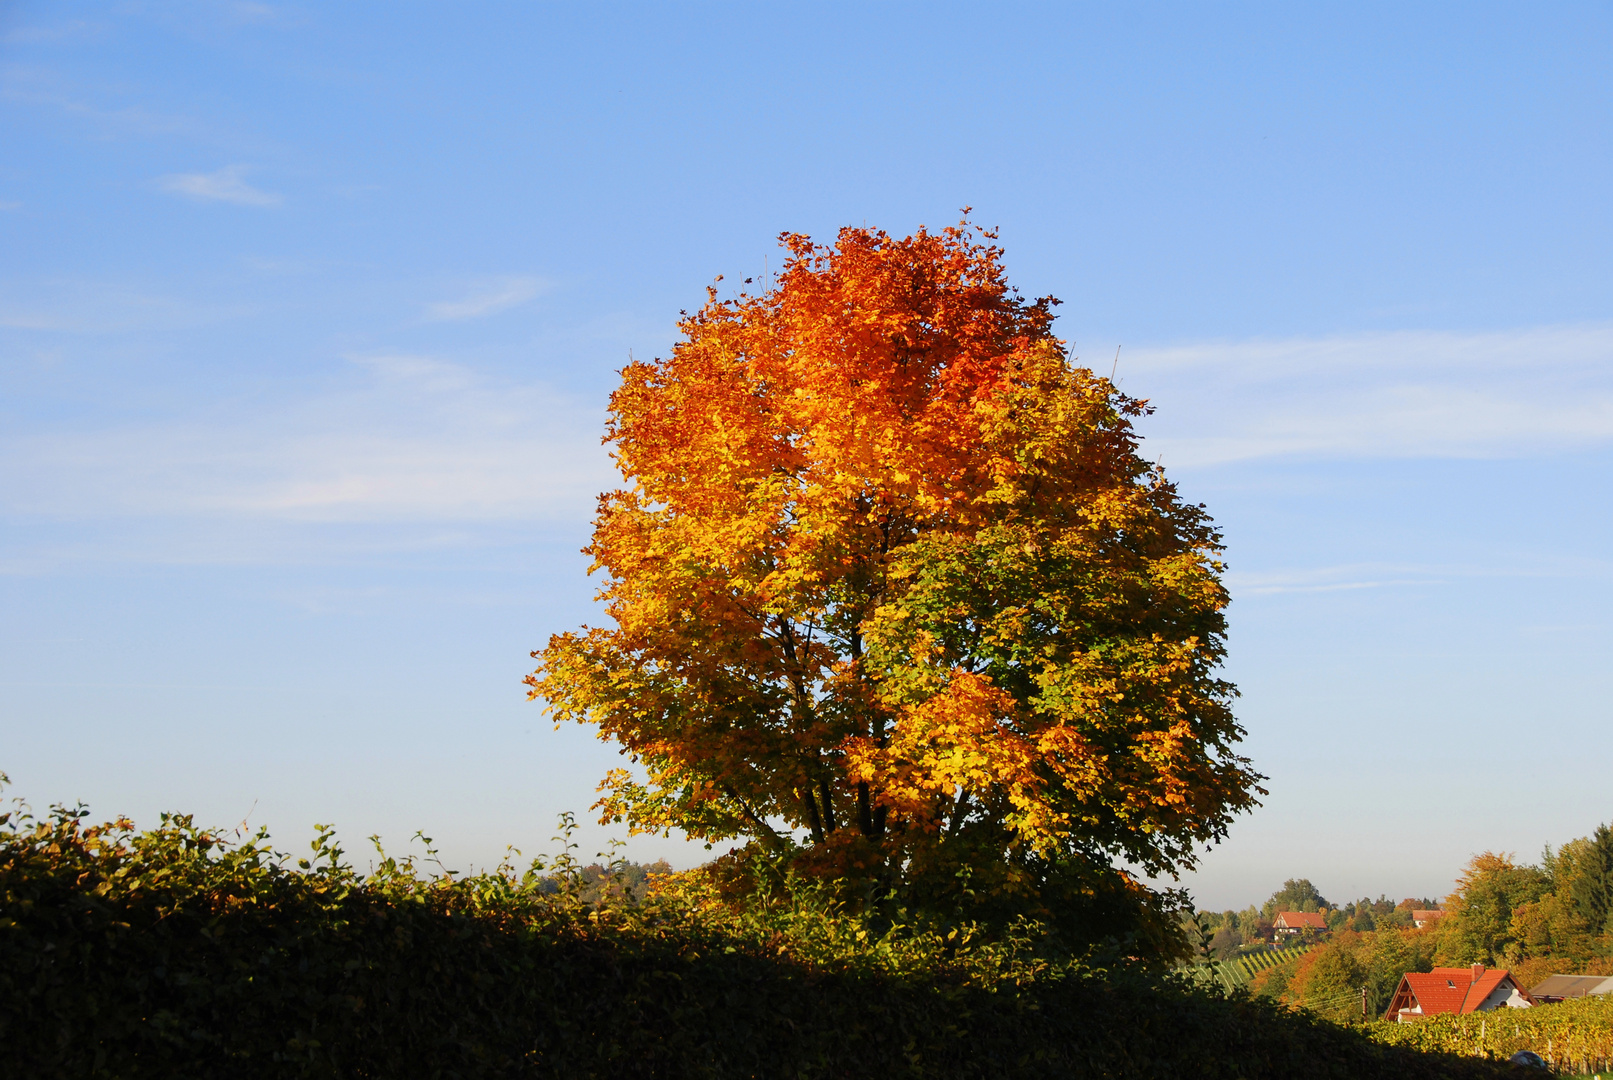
1198, 879, 1439, 960
535, 858, 674, 904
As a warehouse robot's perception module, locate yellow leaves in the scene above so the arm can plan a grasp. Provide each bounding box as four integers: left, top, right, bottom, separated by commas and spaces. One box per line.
841, 670, 1099, 853
843, 671, 1018, 803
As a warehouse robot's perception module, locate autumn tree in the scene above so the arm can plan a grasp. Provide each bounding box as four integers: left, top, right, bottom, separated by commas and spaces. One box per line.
1507, 829, 1613, 966
530, 220, 1263, 948
1290, 941, 1367, 1020
1436, 852, 1551, 965
1263, 878, 1330, 918
1566, 825, 1613, 935
1209, 920, 1243, 959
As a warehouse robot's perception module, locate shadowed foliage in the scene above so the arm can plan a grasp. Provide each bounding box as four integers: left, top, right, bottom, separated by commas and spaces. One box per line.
0, 798, 1524, 1080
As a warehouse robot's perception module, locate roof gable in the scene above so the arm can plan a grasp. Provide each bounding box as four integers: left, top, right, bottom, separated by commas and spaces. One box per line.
1394, 968, 1520, 1017
1463, 969, 1515, 1011
1274, 910, 1327, 929
1400, 971, 1470, 1015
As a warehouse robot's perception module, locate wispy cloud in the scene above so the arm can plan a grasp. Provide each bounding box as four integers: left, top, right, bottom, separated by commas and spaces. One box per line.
1225, 556, 1613, 597
0, 309, 64, 331
0, 355, 613, 532
3, 68, 204, 140
0, 201, 20, 211
1226, 564, 1449, 596
159, 166, 282, 207
0, 280, 253, 332
1119, 324, 1613, 467
9, 320, 1611, 569
426, 277, 548, 321
2, 20, 101, 44
229, 2, 283, 21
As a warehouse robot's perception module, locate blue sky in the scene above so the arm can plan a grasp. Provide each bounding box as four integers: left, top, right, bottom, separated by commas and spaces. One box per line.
2, 1, 1610, 911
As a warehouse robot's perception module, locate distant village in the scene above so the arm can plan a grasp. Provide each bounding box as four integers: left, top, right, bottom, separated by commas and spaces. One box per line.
1259, 906, 1610, 1020
1191, 843, 1613, 1024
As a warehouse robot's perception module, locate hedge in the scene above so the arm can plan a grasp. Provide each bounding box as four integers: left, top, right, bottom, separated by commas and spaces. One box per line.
0, 801, 1527, 1079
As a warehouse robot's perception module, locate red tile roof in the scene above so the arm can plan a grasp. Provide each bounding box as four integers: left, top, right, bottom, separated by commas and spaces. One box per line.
1412, 909, 1445, 923
1388, 967, 1524, 1019
1274, 911, 1327, 930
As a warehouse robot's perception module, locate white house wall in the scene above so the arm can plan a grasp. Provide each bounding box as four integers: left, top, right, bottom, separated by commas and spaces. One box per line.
1476, 983, 1531, 1011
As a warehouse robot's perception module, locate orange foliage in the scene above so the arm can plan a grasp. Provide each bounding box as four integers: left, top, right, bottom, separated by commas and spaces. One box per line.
530, 219, 1262, 915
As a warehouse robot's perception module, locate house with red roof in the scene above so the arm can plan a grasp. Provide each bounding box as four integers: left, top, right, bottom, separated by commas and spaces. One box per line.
1411, 909, 1445, 928
1273, 910, 1327, 937
1385, 964, 1532, 1022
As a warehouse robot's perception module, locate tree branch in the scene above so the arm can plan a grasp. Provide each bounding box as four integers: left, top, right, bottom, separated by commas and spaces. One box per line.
949, 790, 971, 838
720, 783, 789, 853
818, 777, 837, 834
800, 784, 825, 844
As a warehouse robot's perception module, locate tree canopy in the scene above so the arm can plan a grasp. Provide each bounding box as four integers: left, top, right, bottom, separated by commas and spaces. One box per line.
1436, 837, 1613, 970
1264, 878, 1331, 917
530, 220, 1263, 943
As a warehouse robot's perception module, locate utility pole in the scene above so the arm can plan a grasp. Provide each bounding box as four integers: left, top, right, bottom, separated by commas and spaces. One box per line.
1361, 985, 1369, 1020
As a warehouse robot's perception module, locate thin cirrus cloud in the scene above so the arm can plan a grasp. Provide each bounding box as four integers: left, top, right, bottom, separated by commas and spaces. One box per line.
0, 280, 255, 333
4, 322, 1612, 570
1224, 564, 1451, 597
0, 355, 613, 533
1120, 323, 1613, 468
426, 277, 550, 321
1, 19, 99, 44
158, 165, 282, 207
1223, 553, 1613, 598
